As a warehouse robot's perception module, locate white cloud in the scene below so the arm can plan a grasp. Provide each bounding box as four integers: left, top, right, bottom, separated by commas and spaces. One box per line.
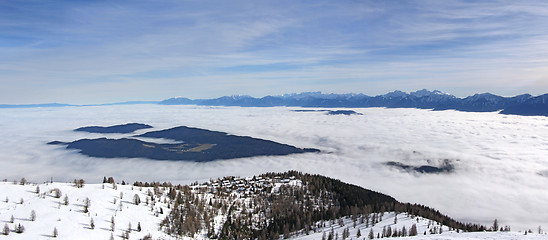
0, 105, 547, 231
2, 1, 548, 103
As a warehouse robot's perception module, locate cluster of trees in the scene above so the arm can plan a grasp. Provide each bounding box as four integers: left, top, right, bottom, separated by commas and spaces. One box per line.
157, 171, 489, 239
160, 185, 221, 238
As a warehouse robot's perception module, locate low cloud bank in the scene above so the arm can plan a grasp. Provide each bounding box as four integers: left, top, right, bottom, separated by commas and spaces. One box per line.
0, 105, 547, 230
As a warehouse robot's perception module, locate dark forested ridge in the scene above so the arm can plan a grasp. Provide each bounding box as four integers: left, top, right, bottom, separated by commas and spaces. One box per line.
50, 126, 319, 161
75, 123, 153, 133
157, 171, 487, 239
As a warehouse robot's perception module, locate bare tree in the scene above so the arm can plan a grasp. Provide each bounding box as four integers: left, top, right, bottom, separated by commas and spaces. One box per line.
492, 219, 499, 232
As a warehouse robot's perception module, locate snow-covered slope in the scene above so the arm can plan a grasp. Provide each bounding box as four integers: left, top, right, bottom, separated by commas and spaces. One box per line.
291, 213, 546, 240
0, 181, 170, 239
1, 180, 547, 240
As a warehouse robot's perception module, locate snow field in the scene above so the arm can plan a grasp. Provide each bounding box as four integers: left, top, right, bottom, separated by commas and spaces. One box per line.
0, 181, 171, 240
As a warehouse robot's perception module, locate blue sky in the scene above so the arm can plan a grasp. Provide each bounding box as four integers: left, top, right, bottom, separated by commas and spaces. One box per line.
1, 0, 548, 104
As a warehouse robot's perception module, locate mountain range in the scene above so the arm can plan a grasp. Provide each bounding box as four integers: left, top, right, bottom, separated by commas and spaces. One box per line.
2, 90, 547, 116
160, 90, 548, 116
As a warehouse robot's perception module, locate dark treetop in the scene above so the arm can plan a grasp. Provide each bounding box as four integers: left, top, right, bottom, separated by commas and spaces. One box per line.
74, 123, 153, 134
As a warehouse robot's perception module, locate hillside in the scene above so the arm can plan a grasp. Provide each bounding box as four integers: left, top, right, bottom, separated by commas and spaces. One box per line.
2, 171, 544, 240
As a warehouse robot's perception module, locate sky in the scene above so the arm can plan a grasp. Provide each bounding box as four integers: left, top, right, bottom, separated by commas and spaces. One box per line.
1, 0, 548, 104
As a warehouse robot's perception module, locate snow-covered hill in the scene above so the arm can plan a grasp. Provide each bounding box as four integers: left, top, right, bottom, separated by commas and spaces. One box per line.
2, 178, 546, 240
0, 181, 171, 239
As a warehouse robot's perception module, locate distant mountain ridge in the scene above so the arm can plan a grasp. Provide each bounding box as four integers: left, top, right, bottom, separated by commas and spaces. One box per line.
160, 90, 548, 116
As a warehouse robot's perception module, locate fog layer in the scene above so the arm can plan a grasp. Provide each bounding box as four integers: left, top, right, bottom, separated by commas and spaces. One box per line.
0, 105, 546, 230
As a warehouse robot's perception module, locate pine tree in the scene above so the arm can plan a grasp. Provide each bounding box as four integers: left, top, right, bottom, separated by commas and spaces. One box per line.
111, 216, 115, 232
15, 224, 24, 234
53, 227, 58, 237
2, 224, 9, 235
133, 194, 141, 205
35, 186, 40, 194
53, 188, 62, 198
128, 222, 132, 233
30, 210, 36, 221
409, 224, 418, 236
137, 222, 141, 232
368, 228, 374, 239
90, 218, 95, 230
356, 228, 361, 238
492, 219, 499, 231
10, 215, 14, 223
63, 195, 69, 205
83, 197, 90, 213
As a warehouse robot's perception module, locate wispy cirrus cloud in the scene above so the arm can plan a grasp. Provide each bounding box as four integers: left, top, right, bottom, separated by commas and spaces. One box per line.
1, 0, 548, 103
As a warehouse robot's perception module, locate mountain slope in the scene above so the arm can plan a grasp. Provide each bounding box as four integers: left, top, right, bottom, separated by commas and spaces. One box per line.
1, 172, 545, 240
159, 90, 548, 117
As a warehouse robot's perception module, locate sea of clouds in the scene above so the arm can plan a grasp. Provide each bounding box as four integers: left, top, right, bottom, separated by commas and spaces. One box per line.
1, 105, 547, 230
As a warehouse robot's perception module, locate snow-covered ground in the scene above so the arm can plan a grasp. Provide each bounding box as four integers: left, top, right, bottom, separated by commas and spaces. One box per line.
291, 213, 548, 240
0, 181, 171, 239
0, 105, 547, 230
1, 181, 547, 240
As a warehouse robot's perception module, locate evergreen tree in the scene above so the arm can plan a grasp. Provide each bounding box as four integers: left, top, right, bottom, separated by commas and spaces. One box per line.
83, 197, 90, 213
53, 227, 58, 238
63, 195, 69, 205
409, 224, 418, 236
53, 188, 62, 198
137, 222, 141, 232
368, 228, 374, 239
492, 219, 499, 231
90, 218, 95, 230
133, 194, 141, 205
111, 216, 115, 232
15, 224, 24, 234
30, 210, 36, 221
356, 228, 361, 238
2, 224, 9, 235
